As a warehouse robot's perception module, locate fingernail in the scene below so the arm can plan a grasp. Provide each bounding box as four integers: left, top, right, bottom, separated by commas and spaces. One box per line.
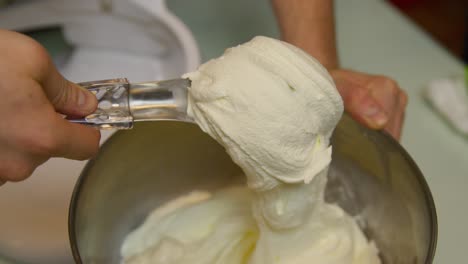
363, 104, 388, 128
78, 89, 86, 106
363, 104, 379, 116
77, 86, 97, 112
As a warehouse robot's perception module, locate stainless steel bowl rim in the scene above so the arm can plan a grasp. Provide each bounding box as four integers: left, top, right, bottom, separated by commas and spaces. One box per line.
68, 117, 438, 263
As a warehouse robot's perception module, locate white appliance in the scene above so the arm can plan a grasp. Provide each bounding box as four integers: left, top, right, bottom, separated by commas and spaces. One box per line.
0, 1, 200, 263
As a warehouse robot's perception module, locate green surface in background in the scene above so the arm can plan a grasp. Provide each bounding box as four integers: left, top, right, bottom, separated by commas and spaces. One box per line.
22, 27, 71, 59
167, 0, 279, 62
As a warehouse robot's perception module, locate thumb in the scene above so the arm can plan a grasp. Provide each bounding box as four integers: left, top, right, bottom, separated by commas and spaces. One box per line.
40, 64, 97, 116
333, 73, 389, 129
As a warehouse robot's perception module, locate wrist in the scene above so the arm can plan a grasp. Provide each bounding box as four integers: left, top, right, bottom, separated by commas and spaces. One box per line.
283, 36, 339, 71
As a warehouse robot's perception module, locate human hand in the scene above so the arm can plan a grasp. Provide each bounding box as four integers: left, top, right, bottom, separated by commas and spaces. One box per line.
270, 0, 407, 139
330, 69, 408, 140
0, 30, 100, 185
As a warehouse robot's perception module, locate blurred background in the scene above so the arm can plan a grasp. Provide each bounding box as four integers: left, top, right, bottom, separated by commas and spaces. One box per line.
1, 0, 467, 63
0, 1, 467, 264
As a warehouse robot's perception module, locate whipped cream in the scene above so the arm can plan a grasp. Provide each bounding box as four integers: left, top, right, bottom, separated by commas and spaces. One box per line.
121, 36, 380, 264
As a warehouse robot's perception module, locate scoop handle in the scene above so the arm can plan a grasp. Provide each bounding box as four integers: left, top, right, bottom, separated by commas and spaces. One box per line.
68, 78, 134, 130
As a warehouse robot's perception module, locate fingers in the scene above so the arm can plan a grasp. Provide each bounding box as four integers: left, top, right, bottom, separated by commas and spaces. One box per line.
0, 109, 100, 183
41, 68, 98, 117
368, 77, 399, 116
333, 72, 389, 129
51, 116, 101, 160
0, 29, 97, 117
18, 112, 101, 161
384, 91, 408, 140
368, 76, 400, 138
367, 76, 407, 139
348, 87, 389, 129
331, 69, 409, 140
0, 30, 101, 183
13, 31, 101, 157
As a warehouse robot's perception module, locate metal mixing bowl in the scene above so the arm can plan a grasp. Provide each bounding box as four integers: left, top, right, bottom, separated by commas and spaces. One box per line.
69, 114, 437, 264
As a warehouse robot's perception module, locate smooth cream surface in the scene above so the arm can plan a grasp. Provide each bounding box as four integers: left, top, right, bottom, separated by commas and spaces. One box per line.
121, 36, 381, 264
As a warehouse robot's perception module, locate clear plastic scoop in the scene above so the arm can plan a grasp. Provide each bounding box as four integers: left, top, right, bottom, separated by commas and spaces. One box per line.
68, 78, 192, 129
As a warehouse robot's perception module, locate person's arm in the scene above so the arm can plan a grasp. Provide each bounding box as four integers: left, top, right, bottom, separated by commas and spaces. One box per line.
271, 0, 407, 140
272, 0, 338, 70
0, 29, 100, 185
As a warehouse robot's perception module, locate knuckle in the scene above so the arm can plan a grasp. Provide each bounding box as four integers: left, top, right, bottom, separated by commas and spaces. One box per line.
21, 128, 62, 156
0, 160, 35, 182
23, 39, 50, 65
0, 31, 51, 77
374, 76, 399, 90
17, 37, 51, 78
375, 75, 397, 85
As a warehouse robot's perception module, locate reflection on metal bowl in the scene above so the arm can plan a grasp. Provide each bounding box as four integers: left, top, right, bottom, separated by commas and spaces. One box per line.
69, 114, 437, 264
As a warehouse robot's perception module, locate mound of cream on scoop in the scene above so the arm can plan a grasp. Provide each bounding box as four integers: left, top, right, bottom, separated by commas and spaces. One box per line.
121, 36, 381, 264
